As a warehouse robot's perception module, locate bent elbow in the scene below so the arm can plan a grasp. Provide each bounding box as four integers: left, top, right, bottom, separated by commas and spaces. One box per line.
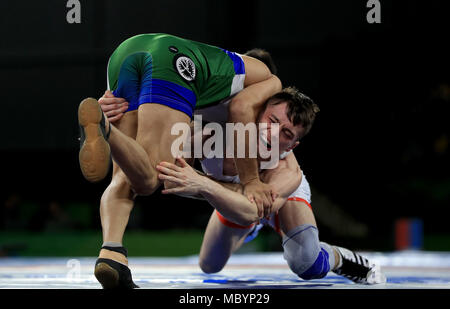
272, 74, 282, 92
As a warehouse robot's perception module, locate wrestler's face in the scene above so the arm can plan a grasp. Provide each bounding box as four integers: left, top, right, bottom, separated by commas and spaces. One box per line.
257, 101, 305, 154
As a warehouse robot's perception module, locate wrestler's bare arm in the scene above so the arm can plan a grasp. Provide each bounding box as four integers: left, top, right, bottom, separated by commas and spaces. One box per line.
157, 155, 301, 226
229, 56, 282, 217
211, 152, 302, 215
157, 158, 261, 226
259, 152, 302, 213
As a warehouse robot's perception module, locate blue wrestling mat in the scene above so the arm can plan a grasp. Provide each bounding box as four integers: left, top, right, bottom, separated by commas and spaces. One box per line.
1, 251, 450, 289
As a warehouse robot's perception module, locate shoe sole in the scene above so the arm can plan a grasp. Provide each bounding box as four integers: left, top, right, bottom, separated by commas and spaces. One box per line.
78, 98, 111, 182
94, 262, 120, 289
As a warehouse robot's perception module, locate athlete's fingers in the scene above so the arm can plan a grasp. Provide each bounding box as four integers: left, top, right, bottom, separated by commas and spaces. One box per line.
104, 90, 115, 98
247, 194, 263, 218
254, 198, 264, 218
264, 192, 271, 204
159, 161, 184, 172
99, 96, 127, 105
263, 203, 270, 218
107, 113, 124, 123
108, 105, 129, 115
261, 193, 273, 217
175, 156, 189, 167
163, 179, 178, 190
157, 173, 184, 184
162, 187, 187, 195
105, 105, 128, 117
265, 205, 271, 218
101, 101, 128, 113
156, 164, 184, 178
267, 192, 274, 215
271, 190, 278, 202
249, 197, 257, 211
101, 104, 125, 114
98, 100, 127, 112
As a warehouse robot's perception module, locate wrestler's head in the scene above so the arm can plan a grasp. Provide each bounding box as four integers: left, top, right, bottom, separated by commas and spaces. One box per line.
256, 87, 319, 155
244, 48, 277, 75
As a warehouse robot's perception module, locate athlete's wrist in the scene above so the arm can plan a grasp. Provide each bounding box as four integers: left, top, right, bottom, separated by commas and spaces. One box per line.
242, 176, 261, 186
198, 176, 216, 197
234, 158, 260, 185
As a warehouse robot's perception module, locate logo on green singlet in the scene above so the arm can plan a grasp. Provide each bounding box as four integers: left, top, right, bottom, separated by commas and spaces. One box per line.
174, 55, 196, 82
169, 46, 179, 53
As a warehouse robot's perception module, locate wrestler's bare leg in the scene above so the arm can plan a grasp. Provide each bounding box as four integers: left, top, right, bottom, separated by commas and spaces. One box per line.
98, 111, 137, 266
279, 200, 386, 283
106, 103, 189, 195
79, 98, 190, 195
198, 210, 253, 274
97, 102, 190, 262
199, 200, 340, 273
278, 200, 340, 269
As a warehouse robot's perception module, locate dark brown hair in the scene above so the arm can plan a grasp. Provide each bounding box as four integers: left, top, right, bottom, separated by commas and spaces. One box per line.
244, 48, 277, 75
268, 87, 320, 138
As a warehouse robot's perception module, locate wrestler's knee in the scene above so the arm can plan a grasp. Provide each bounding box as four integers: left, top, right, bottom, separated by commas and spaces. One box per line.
282, 224, 330, 280
198, 257, 225, 274
131, 172, 159, 196
101, 173, 136, 204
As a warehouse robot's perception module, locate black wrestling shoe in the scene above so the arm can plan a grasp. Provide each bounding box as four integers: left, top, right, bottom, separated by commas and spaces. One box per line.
78, 98, 111, 183
333, 246, 386, 284
94, 246, 139, 289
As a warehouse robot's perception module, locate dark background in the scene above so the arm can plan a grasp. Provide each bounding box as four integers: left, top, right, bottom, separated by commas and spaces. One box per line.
1, 0, 449, 252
